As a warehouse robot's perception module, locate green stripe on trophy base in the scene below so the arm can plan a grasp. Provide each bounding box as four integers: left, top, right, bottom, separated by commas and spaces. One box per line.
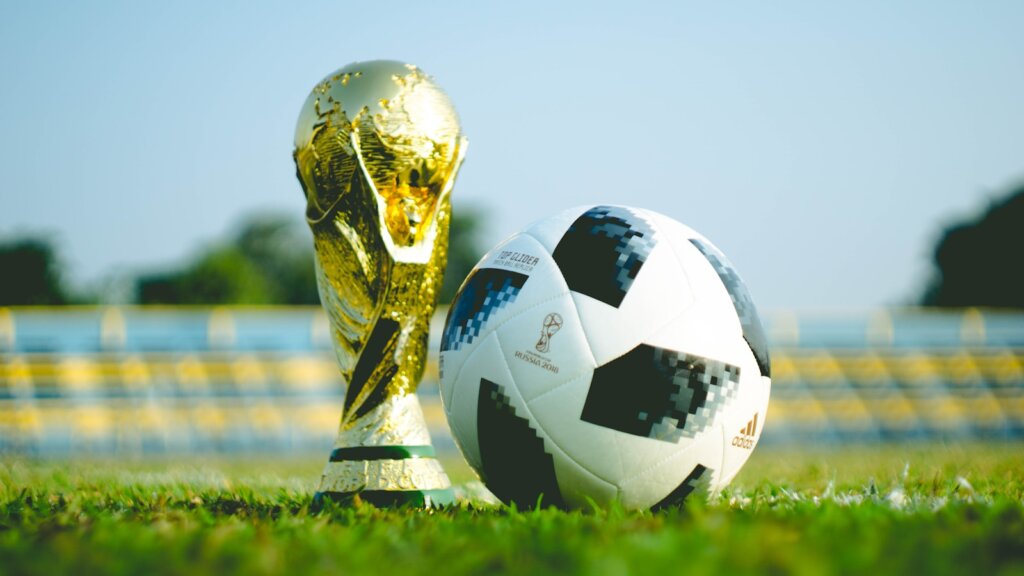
313, 487, 456, 510
329, 444, 436, 461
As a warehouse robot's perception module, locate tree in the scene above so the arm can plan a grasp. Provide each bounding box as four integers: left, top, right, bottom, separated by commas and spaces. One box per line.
137, 246, 274, 304
135, 206, 488, 306
441, 204, 487, 304
136, 214, 317, 305
234, 214, 319, 305
922, 183, 1024, 308
0, 237, 73, 305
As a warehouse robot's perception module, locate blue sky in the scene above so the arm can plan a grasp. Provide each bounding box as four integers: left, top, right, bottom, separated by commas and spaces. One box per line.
1, 1, 1022, 310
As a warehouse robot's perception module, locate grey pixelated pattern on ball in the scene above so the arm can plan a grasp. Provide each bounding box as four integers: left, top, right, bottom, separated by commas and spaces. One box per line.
581, 344, 742, 443
689, 238, 771, 378
648, 349, 741, 442
552, 206, 657, 308
441, 268, 529, 352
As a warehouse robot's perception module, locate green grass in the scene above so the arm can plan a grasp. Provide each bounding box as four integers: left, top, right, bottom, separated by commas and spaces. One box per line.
1, 444, 1023, 576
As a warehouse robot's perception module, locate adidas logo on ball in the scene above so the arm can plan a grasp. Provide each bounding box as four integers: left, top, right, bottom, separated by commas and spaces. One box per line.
731, 413, 760, 450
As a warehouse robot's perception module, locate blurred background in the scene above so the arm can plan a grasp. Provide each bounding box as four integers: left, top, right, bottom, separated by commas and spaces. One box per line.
1, 1, 1022, 457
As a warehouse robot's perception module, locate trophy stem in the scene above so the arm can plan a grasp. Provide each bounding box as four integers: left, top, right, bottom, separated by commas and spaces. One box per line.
314, 393, 455, 508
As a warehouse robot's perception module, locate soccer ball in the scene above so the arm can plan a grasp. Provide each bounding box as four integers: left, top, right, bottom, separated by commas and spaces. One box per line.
439, 205, 771, 510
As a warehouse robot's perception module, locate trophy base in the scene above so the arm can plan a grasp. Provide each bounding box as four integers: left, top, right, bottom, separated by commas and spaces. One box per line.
313, 487, 456, 509
314, 395, 454, 510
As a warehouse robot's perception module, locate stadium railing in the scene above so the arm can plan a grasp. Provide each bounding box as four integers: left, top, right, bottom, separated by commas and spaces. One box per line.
0, 306, 1021, 454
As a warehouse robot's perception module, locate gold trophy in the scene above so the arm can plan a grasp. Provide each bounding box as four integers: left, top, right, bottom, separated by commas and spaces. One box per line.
293, 60, 466, 507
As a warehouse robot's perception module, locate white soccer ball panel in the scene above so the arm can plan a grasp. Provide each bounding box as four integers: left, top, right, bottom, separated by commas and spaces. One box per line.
616, 431, 723, 509
492, 292, 595, 404
522, 371, 628, 486
548, 442, 619, 509
521, 205, 593, 254
441, 332, 511, 475
569, 235, 694, 366
718, 374, 772, 488
643, 299, 745, 369
473, 233, 561, 295
644, 210, 702, 246
666, 220, 772, 382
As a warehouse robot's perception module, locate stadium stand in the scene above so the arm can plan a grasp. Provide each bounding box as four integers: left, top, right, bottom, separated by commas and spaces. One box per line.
0, 307, 1021, 454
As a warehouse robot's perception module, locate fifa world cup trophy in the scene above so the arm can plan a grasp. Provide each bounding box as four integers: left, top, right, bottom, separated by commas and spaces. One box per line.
293, 60, 467, 507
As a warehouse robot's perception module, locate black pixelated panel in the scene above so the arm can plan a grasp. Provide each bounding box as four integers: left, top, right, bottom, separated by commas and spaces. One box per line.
477, 378, 565, 508
581, 344, 741, 443
441, 268, 529, 352
346, 318, 399, 418
689, 238, 771, 378
652, 464, 708, 510
551, 206, 657, 308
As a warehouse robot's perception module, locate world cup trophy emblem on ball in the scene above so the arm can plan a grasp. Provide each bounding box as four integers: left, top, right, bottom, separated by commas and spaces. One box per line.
293, 60, 467, 507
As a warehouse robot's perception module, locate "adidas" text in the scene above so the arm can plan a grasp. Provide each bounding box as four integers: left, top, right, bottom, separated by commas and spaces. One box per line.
731, 413, 759, 450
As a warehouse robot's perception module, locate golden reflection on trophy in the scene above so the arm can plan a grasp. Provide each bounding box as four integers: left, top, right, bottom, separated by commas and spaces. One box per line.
293, 60, 467, 507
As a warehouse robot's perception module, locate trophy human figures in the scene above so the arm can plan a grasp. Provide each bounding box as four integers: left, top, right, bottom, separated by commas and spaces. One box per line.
293, 60, 467, 507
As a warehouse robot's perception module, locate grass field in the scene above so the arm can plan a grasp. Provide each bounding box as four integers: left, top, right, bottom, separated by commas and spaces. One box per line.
1, 444, 1022, 575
